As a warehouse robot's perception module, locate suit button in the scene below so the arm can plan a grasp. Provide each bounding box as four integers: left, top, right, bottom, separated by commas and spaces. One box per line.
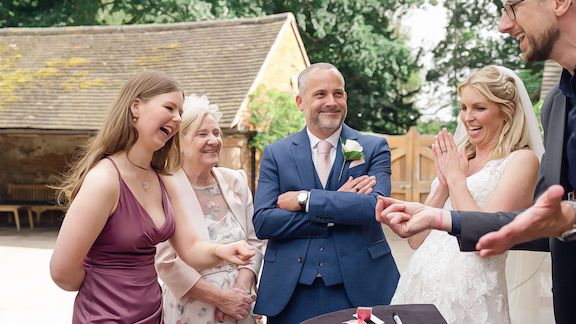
318, 262, 324, 267
297, 257, 304, 263
319, 246, 324, 251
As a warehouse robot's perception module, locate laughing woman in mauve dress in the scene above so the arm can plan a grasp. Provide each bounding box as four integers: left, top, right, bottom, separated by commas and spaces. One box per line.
49, 71, 255, 324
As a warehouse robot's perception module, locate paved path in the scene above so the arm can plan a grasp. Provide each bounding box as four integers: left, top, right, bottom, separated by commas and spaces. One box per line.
0, 226, 553, 323
0, 228, 75, 323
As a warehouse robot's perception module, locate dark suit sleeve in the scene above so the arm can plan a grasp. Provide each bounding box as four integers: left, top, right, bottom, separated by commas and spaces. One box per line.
308, 137, 391, 225
457, 210, 549, 252
252, 146, 330, 240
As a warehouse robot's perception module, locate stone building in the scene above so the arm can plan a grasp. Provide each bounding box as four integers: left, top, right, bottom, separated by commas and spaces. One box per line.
0, 13, 309, 200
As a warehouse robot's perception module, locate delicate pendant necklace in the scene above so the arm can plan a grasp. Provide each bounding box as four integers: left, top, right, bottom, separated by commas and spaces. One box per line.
126, 153, 153, 191
126, 154, 152, 171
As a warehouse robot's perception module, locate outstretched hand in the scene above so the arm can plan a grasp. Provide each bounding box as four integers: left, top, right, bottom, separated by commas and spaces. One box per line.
375, 196, 441, 238
216, 241, 255, 266
477, 185, 574, 256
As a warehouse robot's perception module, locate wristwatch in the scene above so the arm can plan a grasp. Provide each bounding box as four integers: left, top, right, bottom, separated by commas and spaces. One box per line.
558, 200, 576, 242
297, 191, 309, 211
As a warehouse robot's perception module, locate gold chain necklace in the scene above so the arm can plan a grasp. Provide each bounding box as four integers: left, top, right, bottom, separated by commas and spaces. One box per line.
126, 153, 153, 191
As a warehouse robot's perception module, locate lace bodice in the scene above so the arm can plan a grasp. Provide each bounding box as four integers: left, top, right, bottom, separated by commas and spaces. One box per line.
441, 154, 512, 211
392, 153, 517, 324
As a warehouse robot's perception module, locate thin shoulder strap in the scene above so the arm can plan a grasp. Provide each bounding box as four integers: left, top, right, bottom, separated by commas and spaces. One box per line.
104, 157, 122, 179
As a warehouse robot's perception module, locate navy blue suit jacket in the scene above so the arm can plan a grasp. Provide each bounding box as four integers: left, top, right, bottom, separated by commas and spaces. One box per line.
253, 124, 399, 316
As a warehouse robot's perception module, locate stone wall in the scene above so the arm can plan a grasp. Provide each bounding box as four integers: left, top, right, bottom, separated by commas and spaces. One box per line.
0, 131, 255, 198
0, 133, 90, 198
258, 21, 308, 93
219, 132, 255, 191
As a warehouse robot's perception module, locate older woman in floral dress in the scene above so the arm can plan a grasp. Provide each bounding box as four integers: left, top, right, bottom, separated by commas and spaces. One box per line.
155, 95, 264, 324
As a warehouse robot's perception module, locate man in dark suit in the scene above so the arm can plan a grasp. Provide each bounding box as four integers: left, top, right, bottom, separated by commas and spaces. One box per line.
376, 1, 576, 323
253, 63, 399, 324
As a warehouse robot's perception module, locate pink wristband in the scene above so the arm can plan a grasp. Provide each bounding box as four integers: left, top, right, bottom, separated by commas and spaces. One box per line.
436, 210, 444, 230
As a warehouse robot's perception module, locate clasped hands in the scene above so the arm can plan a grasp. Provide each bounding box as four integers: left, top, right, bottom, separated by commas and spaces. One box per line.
375, 196, 445, 238
375, 185, 575, 257
432, 128, 468, 188
276, 175, 376, 211
214, 282, 257, 321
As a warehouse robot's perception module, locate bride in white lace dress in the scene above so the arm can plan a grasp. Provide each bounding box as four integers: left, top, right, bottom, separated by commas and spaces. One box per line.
391, 66, 545, 324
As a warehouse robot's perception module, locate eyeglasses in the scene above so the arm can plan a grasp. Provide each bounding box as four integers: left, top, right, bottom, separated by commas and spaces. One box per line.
503, 0, 526, 21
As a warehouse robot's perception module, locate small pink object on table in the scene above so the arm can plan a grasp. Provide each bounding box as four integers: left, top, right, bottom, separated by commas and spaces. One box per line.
356, 307, 372, 321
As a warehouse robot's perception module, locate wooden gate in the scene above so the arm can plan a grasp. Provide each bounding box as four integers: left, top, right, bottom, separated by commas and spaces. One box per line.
368, 127, 436, 203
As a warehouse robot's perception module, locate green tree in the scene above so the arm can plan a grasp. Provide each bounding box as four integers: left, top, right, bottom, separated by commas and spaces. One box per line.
426, 0, 543, 115
247, 86, 305, 152
0, 0, 102, 27
1, 0, 425, 135
416, 118, 457, 135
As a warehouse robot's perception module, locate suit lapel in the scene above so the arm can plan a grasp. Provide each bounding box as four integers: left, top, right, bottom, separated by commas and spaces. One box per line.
329, 125, 359, 189
212, 168, 246, 233
328, 140, 345, 190
543, 92, 566, 185
172, 169, 211, 240
292, 129, 319, 189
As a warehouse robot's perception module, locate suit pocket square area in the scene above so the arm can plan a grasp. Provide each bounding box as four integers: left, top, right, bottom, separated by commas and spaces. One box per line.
349, 158, 365, 168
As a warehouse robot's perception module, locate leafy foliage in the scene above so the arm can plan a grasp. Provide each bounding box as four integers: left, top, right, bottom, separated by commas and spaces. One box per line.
416, 118, 457, 135
0, 0, 102, 27
247, 86, 304, 152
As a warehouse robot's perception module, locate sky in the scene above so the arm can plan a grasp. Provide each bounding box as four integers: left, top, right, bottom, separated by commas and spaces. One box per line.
404, 4, 448, 54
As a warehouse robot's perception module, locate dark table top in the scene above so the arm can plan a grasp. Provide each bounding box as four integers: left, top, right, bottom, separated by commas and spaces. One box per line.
300, 304, 447, 324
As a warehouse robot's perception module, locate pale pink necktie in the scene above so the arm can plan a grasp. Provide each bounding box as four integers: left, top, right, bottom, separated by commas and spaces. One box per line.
317, 140, 333, 188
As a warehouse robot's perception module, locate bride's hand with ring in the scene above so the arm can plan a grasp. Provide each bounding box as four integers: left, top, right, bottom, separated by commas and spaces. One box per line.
434, 128, 468, 185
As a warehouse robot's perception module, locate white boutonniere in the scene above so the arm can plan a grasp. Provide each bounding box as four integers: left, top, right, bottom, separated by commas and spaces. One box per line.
338, 138, 365, 180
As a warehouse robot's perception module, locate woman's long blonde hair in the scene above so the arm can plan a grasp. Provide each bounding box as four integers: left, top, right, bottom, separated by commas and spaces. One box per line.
56, 71, 184, 205
457, 65, 532, 161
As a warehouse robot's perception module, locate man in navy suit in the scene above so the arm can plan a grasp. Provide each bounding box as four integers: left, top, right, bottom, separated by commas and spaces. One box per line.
253, 63, 399, 324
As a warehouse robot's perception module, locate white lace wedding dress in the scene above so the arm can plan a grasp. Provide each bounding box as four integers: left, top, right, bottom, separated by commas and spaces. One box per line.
392, 153, 518, 324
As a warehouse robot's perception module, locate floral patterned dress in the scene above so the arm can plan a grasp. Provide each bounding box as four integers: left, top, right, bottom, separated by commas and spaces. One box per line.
162, 182, 255, 324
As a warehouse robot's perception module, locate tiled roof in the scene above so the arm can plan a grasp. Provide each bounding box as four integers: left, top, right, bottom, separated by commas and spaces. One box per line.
0, 13, 291, 131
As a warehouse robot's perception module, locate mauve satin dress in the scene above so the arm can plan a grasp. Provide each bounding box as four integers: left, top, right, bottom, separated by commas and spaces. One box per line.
72, 159, 175, 323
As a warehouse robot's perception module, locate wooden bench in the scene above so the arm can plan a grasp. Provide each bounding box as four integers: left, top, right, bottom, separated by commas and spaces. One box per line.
0, 184, 64, 231
0, 205, 28, 231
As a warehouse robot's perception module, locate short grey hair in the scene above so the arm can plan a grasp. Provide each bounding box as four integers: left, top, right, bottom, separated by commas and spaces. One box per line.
297, 63, 345, 95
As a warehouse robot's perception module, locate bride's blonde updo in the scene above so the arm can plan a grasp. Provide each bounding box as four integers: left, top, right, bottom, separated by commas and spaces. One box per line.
457, 65, 533, 161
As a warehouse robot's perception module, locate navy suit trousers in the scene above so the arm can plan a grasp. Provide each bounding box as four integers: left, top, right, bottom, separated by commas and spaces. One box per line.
267, 278, 353, 324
